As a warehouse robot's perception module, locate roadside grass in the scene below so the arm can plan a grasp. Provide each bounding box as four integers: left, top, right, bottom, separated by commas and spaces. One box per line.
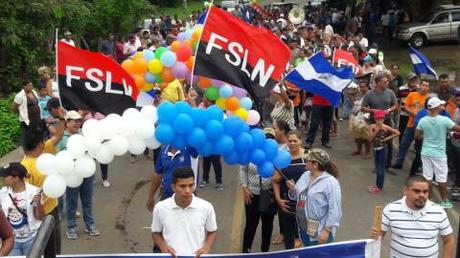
155, 1, 205, 19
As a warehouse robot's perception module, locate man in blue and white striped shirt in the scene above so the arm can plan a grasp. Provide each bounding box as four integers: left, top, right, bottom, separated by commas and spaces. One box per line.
370, 175, 454, 258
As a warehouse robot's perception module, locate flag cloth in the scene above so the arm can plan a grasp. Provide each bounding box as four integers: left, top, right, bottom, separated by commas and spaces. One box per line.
194, 6, 291, 100
285, 53, 353, 107
409, 46, 437, 79
57, 41, 139, 115
333, 49, 361, 75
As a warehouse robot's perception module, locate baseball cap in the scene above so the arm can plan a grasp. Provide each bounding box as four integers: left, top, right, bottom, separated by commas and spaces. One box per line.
408, 73, 418, 80
427, 97, 445, 109
0, 162, 28, 178
263, 127, 276, 139
64, 31, 72, 36
374, 109, 386, 119
304, 148, 330, 166
65, 110, 83, 121
368, 48, 377, 55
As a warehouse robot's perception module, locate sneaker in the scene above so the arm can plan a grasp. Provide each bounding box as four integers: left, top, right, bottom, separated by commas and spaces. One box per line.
85, 226, 100, 236
102, 180, 111, 188
368, 186, 383, 194
199, 181, 208, 188
440, 200, 453, 209
66, 228, 79, 239
75, 211, 81, 218
216, 184, 224, 191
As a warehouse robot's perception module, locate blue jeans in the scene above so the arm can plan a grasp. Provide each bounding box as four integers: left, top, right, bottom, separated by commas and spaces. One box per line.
395, 127, 415, 166
66, 175, 95, 230
342, 95, 353, 119
10, 235, 35, 256
299, 229, 334, 246
375, 147, 388, 189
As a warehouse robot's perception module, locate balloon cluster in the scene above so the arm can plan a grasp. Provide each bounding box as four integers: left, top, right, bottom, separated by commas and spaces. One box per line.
37, 106, 160, 198
155, 101, 292, 177
121, 26, 202, 93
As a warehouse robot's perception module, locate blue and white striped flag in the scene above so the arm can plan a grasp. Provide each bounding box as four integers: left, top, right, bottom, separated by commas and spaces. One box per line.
285, 53, 353, 107
409, 46, 437, 79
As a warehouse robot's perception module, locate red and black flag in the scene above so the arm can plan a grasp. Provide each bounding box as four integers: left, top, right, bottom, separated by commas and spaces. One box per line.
57, 41, 139, 115
194, 6, 290, 100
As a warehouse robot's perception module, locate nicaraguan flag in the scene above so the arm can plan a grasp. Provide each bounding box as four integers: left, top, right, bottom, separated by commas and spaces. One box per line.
243, 5, 252, 23
285, 53, 353, 107
409, 46, 437, 79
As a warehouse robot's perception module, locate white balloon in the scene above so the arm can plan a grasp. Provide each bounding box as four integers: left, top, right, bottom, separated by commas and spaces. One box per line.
43, 174, 67, 198
122, 108, 142, 122
246, 110, 261, 126
135, 120, 155, 140
36, 153, 57, 175
119, 117, 138, 137
83, 135, 102, 155
140, 105, 158, 124
95, 145, 114, 164
104, 114, 123, 134
55, 151, 74, 175
128, 138, 147, 155
74, 155, 97, 178
145, 136, 161, 150
82, 119, 100, 137
108, 135, 129, 156
98, 119, 118, 140
67, 134, 86, 159
65, 170, 84, 188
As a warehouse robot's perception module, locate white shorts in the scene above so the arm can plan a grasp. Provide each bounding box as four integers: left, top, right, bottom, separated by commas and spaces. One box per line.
421, 156, 448, 183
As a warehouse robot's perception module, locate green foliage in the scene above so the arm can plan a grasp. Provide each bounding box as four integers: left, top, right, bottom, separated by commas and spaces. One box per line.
0, 94, 21, 157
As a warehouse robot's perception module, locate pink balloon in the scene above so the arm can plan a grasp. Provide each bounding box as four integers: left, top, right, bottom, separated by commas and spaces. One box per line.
232, 86, 248, 98
246, 110, 260, 125
172, 62, 189, 79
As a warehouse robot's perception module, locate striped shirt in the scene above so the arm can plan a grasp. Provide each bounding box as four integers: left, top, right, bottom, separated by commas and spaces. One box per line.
270, 100, 296, 130
382, 197, 453, 258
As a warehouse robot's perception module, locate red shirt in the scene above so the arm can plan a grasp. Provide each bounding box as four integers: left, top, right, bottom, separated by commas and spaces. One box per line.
312, 94, 331, 106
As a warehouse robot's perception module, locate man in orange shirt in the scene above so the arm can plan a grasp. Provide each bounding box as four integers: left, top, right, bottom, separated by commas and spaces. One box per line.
393, 80, 430, 169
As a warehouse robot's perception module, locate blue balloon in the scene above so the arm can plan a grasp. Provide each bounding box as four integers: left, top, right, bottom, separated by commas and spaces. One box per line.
160, 51, 177, 67
238, 151, 250, 165
259, 161, 275, 178
187, 127, 207, 148
157, 102, 177, 123
199, 142, 214, 157
223, 116, 243, 137
241, 122, 250, 133
250, 128, 266, 149
273, 149, 292, 169
175, 101, 192, 114
144, 72, 157, 83
172, 136, 187, 149
235, 132, 253, 151
205, 119, 224, 141
184, 29, 193, 40
215, 135, 234, 156
190, 108, 209, 128
173, 113, 194, 135
177, 32, 186, 41
224, 151, 240, 165
219, 85, 233, 98
240, 97, 253, 110
154, 124, 175, 144
263, 139, 279, 160
144, 51, 156, 62
250, 149, 266, 166
206, 105, 224, 121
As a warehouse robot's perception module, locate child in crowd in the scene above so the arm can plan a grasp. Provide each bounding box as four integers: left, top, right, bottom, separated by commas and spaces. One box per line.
368, 110, 400, 194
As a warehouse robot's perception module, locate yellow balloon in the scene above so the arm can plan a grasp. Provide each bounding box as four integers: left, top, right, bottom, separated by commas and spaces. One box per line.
148, 59, 163, 74
141, 82, 154, 92
234, 108, 248, 121
216, 97, 227, 110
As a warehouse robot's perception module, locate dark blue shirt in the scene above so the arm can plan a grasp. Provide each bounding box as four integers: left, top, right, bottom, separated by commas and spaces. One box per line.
414, 108, 451, 128
155, 145, 198, 198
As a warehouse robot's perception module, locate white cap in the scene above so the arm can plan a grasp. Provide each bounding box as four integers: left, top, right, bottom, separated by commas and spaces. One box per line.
368, 48, 377, 55
427, 97, 446, 109
279, 13, 285, 18
65, 110, 83, 120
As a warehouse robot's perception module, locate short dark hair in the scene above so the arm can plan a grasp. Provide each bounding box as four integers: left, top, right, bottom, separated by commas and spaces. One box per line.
23, 78, 33, 86
47, 97, 61, 110
439, 74, 449, 80
172, 167, 195, 184
274, 120, 290, 135
405, 175, 429, 187
23, 130, 45, 152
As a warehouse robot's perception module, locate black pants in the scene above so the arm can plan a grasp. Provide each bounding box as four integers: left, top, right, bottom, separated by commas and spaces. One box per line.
386, 140, 393, 169
242, 195, 275, 253
202, 155, 222, 184
279, 209, 298, 249
398, 115, 409, 144
410, 139, 423, 176
44, 207, 61, 257
306, 105, 333, 145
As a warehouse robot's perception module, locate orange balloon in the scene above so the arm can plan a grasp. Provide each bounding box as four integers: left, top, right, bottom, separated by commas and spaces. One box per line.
132, 52, 144, 60
133, 74, 145, 89
170, 41, 181, 52
132, 58, 148, 74
225, 97, 240, 111
182, 39, 193, 48
198, 76, 211, 88
121, 59, 135, 74
160, 68, 174, 83
159, 82, 169, 89
192, 30, 201, 41
185, 56, 195, 70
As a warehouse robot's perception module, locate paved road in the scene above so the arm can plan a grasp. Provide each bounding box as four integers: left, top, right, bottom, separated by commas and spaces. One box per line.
1, 120, 458, 256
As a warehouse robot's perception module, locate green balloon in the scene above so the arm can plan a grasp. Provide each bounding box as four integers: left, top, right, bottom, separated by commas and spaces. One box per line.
155, 47, 168, 59
155, 76, 163, 84
193, 41, 199, 53
205, 86, 219, 101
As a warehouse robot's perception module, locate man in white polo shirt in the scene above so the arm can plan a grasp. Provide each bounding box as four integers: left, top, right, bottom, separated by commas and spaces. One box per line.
151, 167, 217, 257
370, 175, 454, 258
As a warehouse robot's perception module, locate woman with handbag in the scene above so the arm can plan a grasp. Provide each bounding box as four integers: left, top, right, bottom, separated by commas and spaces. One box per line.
238, 128, 278, 253
272, 130, 305, 249
286, 148, 342, 246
